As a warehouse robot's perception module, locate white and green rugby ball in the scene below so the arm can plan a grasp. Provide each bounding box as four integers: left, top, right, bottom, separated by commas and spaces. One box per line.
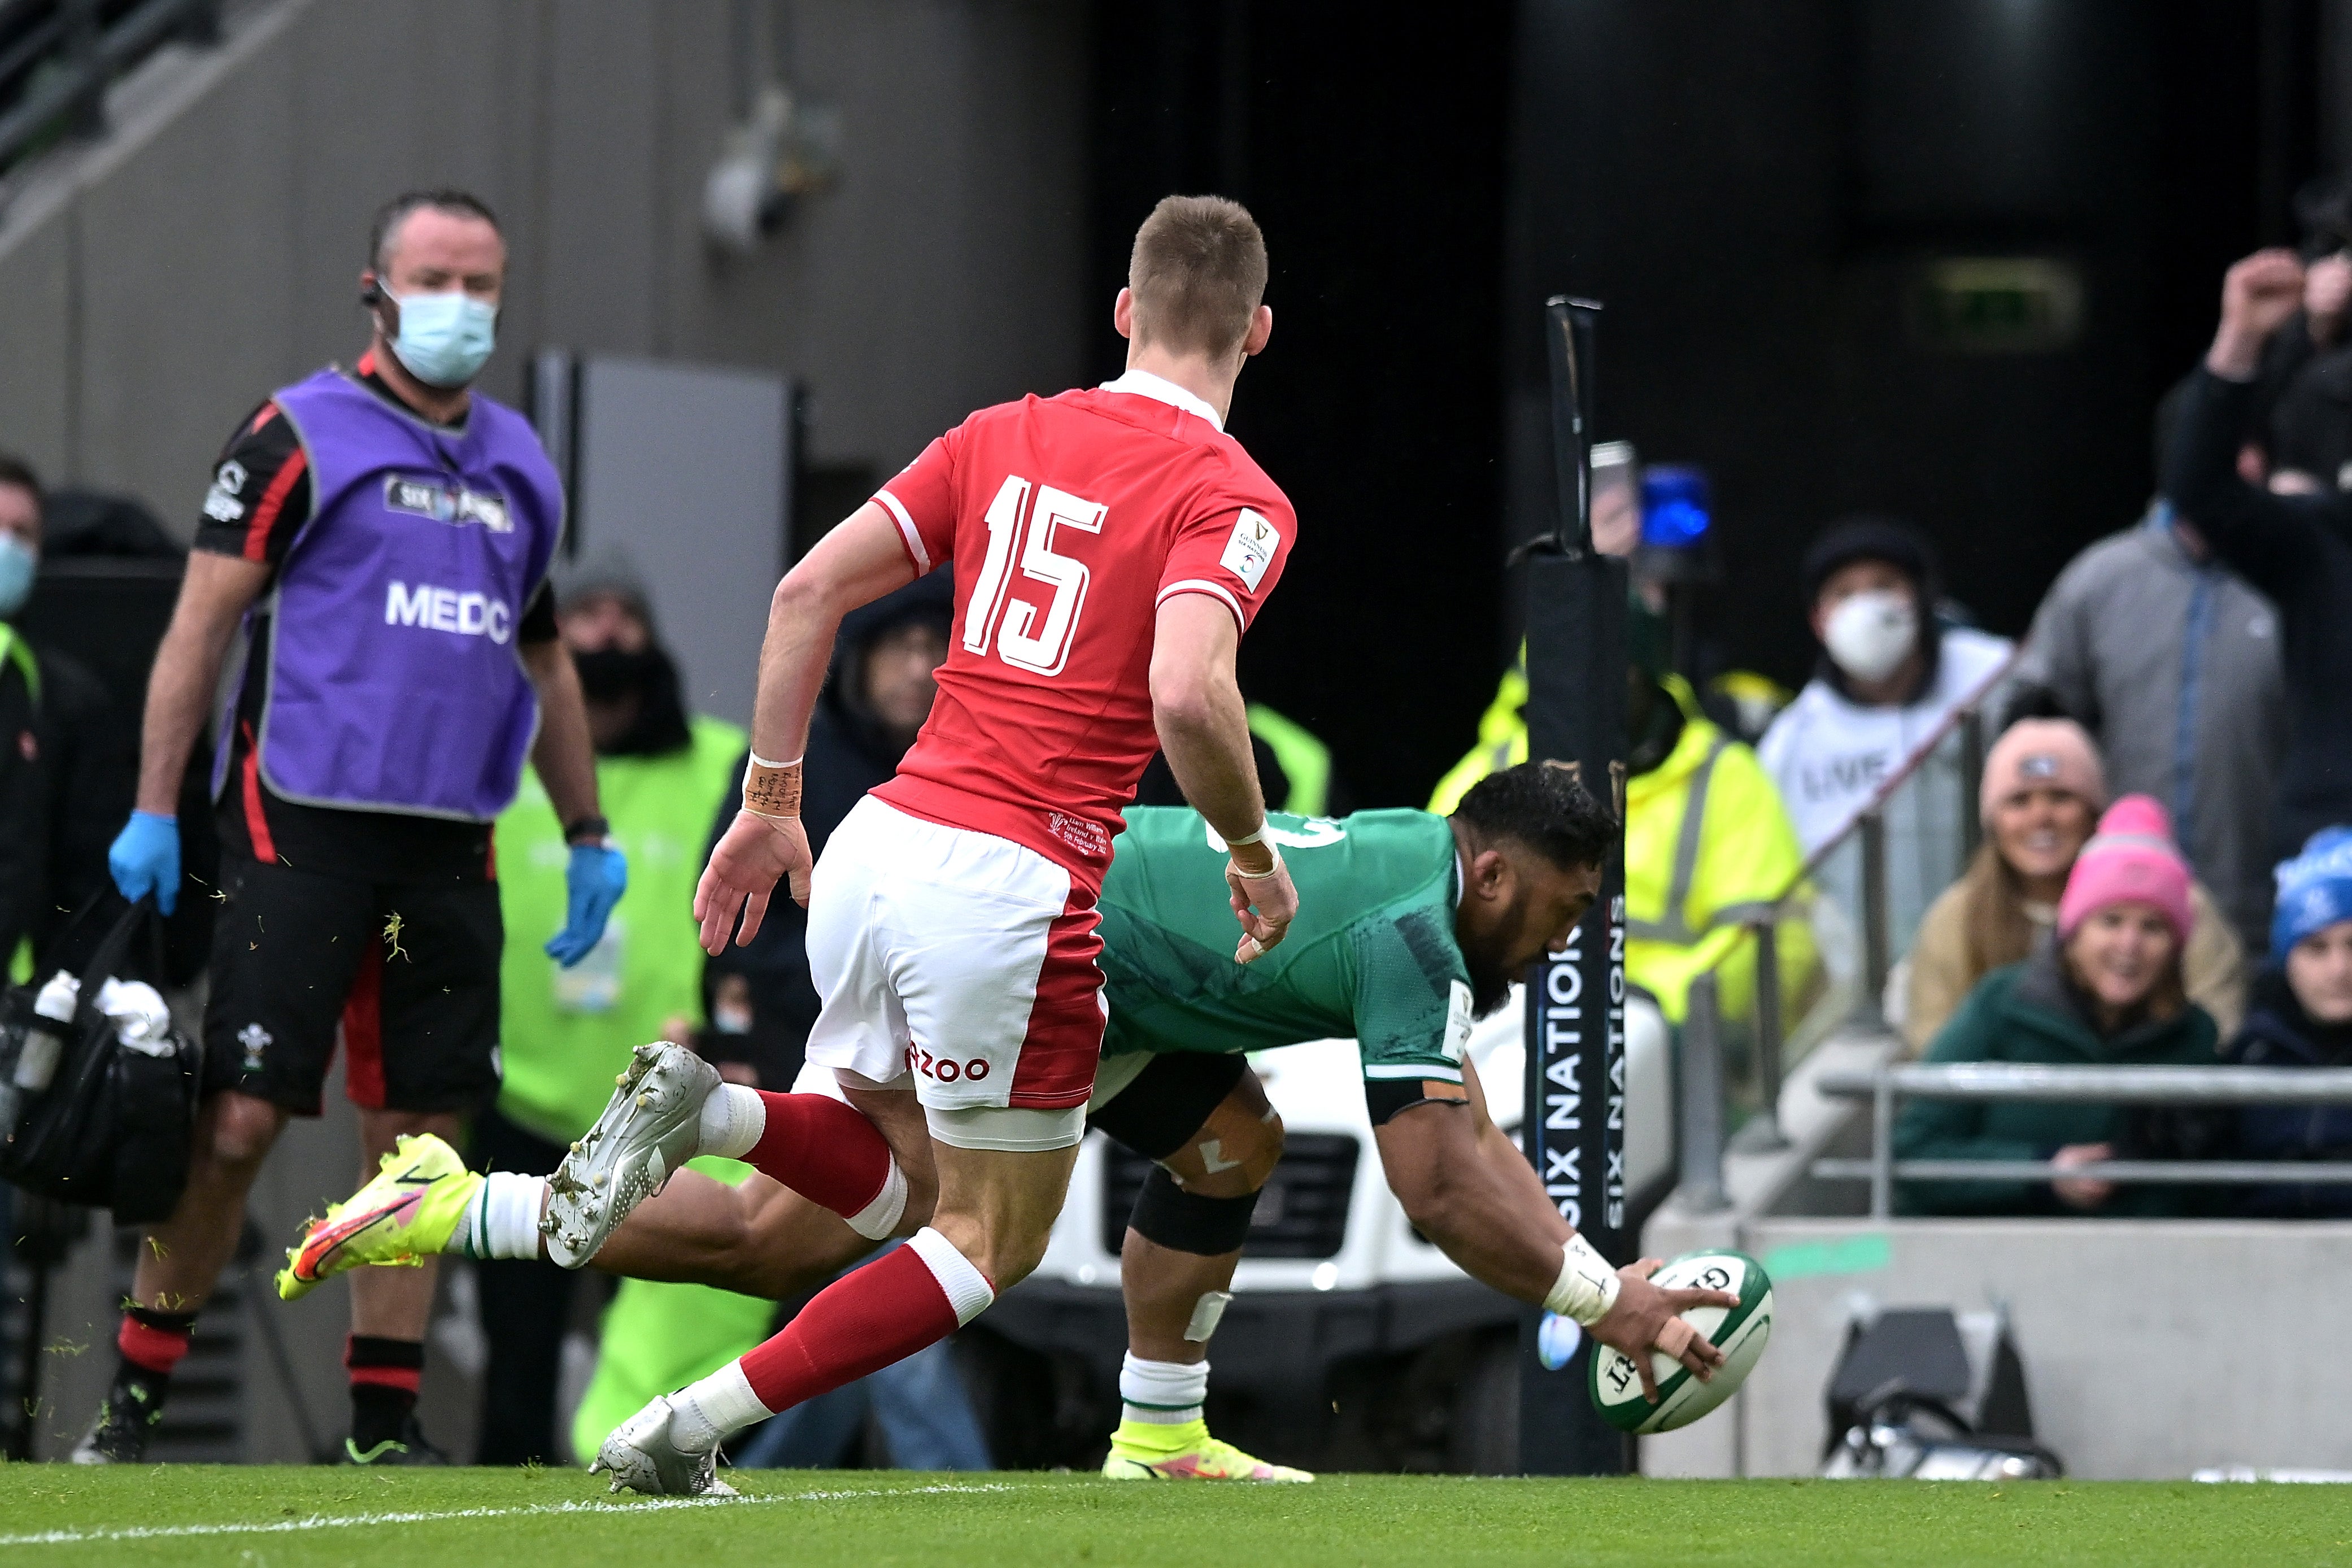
1587, 1249, 1774, 1435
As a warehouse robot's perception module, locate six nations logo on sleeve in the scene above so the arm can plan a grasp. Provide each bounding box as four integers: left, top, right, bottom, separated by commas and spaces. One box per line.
1220, 508, 1280, 592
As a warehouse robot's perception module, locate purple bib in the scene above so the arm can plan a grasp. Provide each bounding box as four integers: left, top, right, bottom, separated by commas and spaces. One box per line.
221, 368, 563, 821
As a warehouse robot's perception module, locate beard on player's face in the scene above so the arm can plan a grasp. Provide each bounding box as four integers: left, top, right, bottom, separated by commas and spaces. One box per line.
1463, 948, 1515, 1020
1458, 905, 1537, 1018
1457, 861, 1602, 1018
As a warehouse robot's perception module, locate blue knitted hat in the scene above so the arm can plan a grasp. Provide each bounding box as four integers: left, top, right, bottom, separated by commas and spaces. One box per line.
2273, 826, 2352, 956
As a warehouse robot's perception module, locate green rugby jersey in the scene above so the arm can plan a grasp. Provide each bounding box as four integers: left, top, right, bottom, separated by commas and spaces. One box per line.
1099, 807, 1476, 1087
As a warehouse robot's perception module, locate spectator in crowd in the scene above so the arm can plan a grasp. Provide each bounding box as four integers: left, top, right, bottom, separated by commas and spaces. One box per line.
1427, 603, 1811, 1027
2245, 174, 2352, 490
2007, 399, 2286, 953
1893, 797, 2222, 1218
568, 570, 987, 1469
0, 457, 132, 975
1616, 606, 1809, 1027
1757, 519, 2013, 952
472, 555, 744, 1465
694, 573, 953, 1089
1903, 720, 2246, 1054
2231, 827, 2352, 1218
2166, 249, 2352, 877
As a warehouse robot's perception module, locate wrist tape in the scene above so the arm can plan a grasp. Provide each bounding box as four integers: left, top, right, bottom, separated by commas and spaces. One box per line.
1544, 1234, 1622, 1326
1227, 843, 1284, 882
743, 755, 804, 820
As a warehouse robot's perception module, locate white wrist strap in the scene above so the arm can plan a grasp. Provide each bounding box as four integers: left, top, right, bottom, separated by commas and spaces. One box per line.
1226, 824, 1268, 846
748, 751, 802, 770
1227, 844, 1285, 882
1544, 1234, 1621, 1326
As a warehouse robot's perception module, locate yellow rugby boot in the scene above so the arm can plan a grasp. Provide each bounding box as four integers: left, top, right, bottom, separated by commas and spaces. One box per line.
1101, 1417, 1314, 1482
277, 1133, 477, 1300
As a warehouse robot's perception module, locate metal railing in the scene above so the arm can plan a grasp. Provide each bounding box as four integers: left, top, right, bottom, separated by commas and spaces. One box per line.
1811, 1062, 2352, 1218
0, 0, 220, 175
1674, 646, 2021, 1208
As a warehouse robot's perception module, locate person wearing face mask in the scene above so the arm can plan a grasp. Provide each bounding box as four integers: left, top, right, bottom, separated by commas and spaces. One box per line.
2231, 829, 2352, 1218
464, 555, 743, 1465
0, 457, 133, 981
81, 190, 617, 1467
1757, 518, 2014, 953
1892, 796, 2222, 1218
1900, 720, 2246, 1055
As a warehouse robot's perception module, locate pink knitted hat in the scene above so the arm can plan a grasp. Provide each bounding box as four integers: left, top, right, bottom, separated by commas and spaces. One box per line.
2056, 795, 2193, 944
1980, 718, 2106, 824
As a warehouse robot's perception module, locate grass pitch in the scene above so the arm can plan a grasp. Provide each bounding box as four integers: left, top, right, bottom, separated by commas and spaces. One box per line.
0, 1466, 2341, 1567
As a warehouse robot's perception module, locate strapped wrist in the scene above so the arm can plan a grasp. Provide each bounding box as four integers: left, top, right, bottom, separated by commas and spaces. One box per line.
1227, 843, 1284, 881
1544, 1234, 1622, 1326
743, 756, 803, 820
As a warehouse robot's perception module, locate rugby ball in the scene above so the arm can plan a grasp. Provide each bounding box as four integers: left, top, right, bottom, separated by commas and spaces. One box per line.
1587, 1250, 1773, 1435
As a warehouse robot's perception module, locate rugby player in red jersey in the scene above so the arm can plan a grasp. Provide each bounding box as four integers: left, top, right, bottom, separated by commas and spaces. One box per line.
541, 196, 1303, 1494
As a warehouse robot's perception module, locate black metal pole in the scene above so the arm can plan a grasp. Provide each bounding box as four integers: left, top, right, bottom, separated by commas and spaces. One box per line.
1518, 295, 1632, 1476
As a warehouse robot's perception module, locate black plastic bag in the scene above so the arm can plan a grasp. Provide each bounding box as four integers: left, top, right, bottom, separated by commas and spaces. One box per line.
0, 899, 201, 1223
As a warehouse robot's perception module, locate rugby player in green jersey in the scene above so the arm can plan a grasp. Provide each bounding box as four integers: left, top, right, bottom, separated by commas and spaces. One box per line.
284, 763, 1731, 1480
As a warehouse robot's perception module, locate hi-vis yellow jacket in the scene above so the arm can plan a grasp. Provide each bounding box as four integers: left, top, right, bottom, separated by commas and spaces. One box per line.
1430, 670, 1811, 1025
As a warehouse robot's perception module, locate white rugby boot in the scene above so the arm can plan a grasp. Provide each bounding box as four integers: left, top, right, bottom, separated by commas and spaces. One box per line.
590, 1394, 737, 1497
541, 1042, 719, 1267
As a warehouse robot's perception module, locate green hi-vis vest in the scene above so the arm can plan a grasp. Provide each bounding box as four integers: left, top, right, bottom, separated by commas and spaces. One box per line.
1245, 703, 1333, 817
494, 715, 744, 1145
2, 626, 37, 985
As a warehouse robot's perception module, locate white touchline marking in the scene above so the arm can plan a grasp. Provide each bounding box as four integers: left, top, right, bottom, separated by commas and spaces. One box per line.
0, 1480, 1014, 1548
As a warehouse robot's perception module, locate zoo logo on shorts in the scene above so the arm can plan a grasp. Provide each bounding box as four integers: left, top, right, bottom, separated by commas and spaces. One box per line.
906, 1045, 992, 1085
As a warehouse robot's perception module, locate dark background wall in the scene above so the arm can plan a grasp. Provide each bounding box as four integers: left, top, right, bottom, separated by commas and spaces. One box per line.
1089, 2, 1515, 810
1095, 0, 2322, 808
1506, 0, 2320, 696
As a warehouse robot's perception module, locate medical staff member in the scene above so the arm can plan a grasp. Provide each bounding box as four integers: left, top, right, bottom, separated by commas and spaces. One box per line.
84, 189, 623, 1466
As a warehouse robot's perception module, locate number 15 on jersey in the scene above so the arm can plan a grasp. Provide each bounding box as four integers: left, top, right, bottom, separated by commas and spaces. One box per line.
962, 474, 1107, 677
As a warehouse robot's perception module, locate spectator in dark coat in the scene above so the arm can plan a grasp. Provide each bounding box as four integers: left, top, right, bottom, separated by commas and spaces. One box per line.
700, 573, 952, 1086
2166, 251, 2352, 876
0, 457, 133, 971
2232, 828, 2352, 1218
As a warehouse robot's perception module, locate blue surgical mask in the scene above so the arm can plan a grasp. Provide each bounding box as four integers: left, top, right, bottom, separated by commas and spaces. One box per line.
387, 289, 498, 388
0, 536, 35, 619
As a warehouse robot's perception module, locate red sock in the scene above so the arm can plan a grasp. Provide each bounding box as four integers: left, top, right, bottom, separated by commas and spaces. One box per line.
739, 1239, 983, 1411
746, 1092, 896, 1217
117, 1309, 195, 1377
345, 1334, 424, 1394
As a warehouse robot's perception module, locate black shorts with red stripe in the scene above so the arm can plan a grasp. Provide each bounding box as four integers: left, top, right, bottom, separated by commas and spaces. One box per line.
200, 851, 503, 1116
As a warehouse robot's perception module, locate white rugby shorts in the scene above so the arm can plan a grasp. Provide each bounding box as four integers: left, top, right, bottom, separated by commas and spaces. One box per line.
803, 796, 1106, 1151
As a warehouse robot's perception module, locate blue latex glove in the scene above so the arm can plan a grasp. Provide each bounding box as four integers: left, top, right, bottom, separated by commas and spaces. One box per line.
108, 811, 181, 916
546, 840, 628, 968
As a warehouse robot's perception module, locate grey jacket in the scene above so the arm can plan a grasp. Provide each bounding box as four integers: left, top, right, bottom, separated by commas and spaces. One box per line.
2010, 507, 2286, 951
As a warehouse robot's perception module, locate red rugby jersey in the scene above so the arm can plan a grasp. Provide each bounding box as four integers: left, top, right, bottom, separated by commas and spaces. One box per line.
868, 370, 1293, 891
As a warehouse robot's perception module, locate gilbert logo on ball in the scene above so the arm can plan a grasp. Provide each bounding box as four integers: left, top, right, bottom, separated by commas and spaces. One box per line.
1588, 1251, 1774, 1435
